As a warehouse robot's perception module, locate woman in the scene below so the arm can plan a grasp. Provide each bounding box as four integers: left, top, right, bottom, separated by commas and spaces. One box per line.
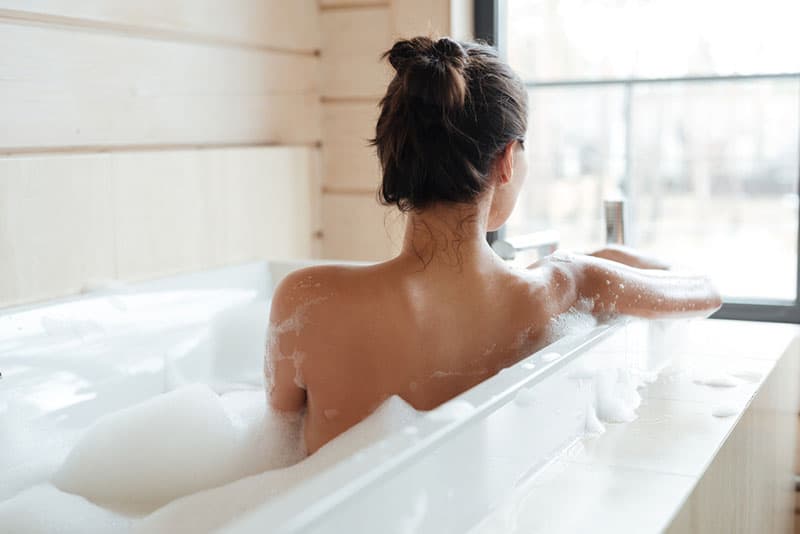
266, 37, 721, 454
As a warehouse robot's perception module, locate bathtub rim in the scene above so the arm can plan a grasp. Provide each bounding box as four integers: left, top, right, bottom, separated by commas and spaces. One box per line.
1, 259, 626, 533
229, 318, 630, 534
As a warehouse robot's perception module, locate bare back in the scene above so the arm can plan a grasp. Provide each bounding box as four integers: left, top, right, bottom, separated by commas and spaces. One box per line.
268, 256, 576, 454
267, 248, 720, 454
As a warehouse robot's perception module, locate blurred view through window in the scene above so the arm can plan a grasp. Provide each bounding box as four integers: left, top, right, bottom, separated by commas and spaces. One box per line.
503, 0, 800, 301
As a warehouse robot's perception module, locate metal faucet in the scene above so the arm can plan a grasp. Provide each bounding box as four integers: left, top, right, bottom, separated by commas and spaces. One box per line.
490, 229, 560, 261
491, 196, 625, 262
604, 198, 627, 245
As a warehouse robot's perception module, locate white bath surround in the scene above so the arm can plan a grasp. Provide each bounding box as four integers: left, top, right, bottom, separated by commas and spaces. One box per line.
0, 261, 797, 533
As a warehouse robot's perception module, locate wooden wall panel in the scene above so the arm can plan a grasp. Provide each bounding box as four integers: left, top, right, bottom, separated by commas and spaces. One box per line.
322, 101, 381, 191
0, 0, 320, 51
0, 155, 116, 307
320, 6, 392, 98
317, 0, 460, 261
391, 0, 451, 38
0, 147, 320, 307
319, 1, 390, 9
112, 147, 318, 282
321, 194, 404, 261
0, 22, 321, 151
306, 146, 325, 260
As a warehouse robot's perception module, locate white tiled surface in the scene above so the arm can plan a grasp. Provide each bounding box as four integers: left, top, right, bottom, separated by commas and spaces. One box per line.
567, 397, 736, 476
471, 319, 800, 534
643, 355, 773, 404
473, 461, 697, 534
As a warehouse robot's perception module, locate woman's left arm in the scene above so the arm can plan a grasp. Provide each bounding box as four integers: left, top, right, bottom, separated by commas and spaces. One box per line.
587, 244, 671, 270
534, 252, 722, 320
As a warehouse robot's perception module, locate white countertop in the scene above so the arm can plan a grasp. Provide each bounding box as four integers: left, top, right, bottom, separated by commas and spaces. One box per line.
471, 319, 800, 533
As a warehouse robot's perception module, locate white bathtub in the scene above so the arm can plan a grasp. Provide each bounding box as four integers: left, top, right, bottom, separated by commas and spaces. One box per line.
0, 260, 678, 533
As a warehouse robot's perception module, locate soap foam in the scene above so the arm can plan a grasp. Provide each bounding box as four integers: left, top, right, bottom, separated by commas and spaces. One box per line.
133, 395, 421, 533
572, 364, 656, 433
711, 404, 739, 418
594, 368, 642, 423
693, 373, 741, 388
264, 296, 326, 392
730, 370, 763, 383
0, 484, 131, 534
545, 298, 598, 343
53, 384, 303, 515
540, 352, 562, 363
584, 402, 606, 435
3, 389, 423, 533
425, 399, 475, 422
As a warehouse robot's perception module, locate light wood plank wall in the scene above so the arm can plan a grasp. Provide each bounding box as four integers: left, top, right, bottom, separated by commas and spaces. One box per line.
317, 0, 459, 261
0, 1, 323, 307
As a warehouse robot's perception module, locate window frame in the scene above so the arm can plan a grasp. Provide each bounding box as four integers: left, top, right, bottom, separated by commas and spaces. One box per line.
475, 0, 800, 324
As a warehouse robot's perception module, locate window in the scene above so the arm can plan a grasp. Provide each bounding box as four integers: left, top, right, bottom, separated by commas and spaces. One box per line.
478, 0, 800, 322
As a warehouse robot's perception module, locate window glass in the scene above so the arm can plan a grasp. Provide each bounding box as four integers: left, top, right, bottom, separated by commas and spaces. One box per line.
506, 0, 800, 81
504, 1, 799, 301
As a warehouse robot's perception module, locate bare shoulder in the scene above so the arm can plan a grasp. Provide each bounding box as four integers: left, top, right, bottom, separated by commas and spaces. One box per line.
271, 264, 362, 318
515, 254, 582, 316
269, 263, 385, 340
266, 264, 369, 402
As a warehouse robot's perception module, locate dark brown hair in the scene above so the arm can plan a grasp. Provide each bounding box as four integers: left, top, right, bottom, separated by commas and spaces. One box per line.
372, 36, 528, 212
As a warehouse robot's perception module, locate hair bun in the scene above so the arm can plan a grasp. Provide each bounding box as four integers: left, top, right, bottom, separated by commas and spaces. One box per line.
431, 37, 467, 64
386, 39, 420, 72
385, 37, 468, 110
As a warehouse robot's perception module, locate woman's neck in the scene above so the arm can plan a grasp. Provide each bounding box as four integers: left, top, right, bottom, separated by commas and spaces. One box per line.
398, 201, 498, 271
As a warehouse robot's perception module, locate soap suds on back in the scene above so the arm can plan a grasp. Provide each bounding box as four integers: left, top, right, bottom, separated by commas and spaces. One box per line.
264, 296, 327, 391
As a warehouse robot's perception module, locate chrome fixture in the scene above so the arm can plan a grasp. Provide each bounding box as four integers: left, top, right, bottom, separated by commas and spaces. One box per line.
604, 198, 627, 245
491, 229, 559, 261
